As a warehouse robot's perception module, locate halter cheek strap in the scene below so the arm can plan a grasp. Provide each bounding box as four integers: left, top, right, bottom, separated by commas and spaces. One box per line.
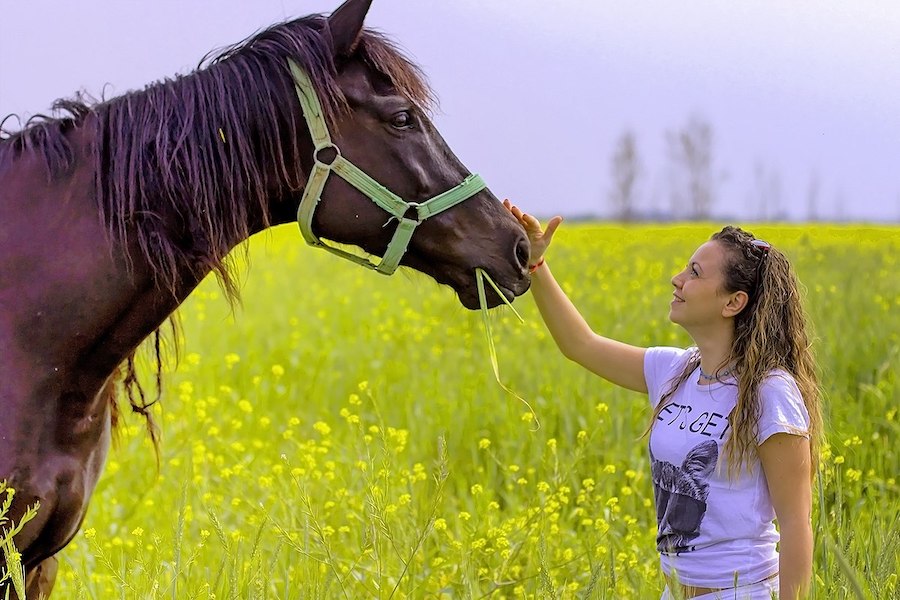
288, 59, 487, 275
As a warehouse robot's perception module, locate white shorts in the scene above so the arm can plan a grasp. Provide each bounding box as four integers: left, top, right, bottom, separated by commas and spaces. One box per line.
660, 576, 778, 600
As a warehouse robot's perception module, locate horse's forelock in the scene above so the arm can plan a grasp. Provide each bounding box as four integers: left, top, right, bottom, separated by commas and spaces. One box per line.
356, 31, 436, 114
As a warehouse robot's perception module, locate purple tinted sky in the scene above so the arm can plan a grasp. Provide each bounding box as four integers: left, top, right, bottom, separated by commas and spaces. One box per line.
2, 1, 898, 222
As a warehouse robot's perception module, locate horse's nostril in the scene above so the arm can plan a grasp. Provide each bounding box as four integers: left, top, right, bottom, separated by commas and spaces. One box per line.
514, 236, 530, 270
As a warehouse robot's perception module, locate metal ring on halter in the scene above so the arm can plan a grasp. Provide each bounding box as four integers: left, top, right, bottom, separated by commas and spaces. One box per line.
290, 59, 488, 275
314, 143, 341, 168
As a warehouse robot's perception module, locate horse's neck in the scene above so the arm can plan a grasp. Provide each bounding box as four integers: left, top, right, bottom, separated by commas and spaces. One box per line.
0, 126, 228, 399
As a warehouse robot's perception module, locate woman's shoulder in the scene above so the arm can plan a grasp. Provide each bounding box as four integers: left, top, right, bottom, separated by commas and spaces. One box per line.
756, 369, 810, 436
759, 368, 801, 395
645, 345, 696, 368
644, 346, 696, 393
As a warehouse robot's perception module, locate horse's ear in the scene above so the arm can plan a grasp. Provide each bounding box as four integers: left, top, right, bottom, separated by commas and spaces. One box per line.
327, 0, 373, 57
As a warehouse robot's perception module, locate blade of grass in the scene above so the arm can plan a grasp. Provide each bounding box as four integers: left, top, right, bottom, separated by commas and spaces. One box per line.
475, 268, 539, 430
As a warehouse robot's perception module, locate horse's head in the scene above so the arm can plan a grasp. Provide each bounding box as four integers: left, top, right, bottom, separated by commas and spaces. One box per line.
286, 0, 531, 309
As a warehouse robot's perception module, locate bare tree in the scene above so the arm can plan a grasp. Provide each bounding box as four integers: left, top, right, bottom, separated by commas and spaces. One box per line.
667, 116, 716, 220
753, 161, 783, 221
608, 130, 641, 221
833, 188, 846, 222
806, 170, 821, 222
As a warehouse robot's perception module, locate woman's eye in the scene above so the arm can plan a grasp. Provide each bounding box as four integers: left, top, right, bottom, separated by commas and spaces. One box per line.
390, 111, 414, 129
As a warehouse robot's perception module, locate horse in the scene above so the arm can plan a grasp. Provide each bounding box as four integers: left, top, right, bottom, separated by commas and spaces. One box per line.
0, 0, 531, 595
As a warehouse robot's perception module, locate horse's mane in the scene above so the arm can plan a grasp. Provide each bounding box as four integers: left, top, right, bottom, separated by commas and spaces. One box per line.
0, 15, 435, 444
0, 15, 434, 299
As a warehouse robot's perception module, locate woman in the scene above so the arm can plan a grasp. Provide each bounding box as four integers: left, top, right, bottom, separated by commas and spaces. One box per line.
504, 200, 822, 600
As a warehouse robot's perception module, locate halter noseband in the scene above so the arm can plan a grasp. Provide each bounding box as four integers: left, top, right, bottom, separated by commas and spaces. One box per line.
288, 59, 487, 275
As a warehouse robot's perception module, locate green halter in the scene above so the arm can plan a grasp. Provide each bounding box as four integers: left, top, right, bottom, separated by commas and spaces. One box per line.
288, 59, 487, 275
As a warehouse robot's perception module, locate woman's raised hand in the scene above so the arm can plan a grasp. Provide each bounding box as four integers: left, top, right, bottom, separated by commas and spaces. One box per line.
503, 199, 562, 265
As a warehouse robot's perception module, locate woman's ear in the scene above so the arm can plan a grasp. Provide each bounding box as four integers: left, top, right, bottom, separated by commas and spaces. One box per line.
723, 290, 750, 318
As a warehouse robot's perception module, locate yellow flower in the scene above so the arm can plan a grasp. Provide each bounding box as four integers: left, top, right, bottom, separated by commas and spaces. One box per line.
478, 438, 491, 450
271, 364, 285, 377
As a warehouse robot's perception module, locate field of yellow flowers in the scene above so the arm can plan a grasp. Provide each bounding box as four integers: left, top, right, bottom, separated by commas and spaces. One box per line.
48, 224, 897, 599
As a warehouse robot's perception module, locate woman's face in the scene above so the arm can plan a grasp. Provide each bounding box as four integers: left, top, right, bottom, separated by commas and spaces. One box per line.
669, 240, 734, 329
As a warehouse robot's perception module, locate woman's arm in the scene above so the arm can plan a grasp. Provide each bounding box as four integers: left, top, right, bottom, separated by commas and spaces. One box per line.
530, 262, 647, 392
759, 433, 814, 599
504, 201, 647, 393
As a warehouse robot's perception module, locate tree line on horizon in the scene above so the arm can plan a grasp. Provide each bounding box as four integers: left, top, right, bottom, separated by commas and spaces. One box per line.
605, 115, 891, 224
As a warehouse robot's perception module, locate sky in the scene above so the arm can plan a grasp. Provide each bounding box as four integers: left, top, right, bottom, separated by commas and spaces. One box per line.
2, 0, 899, 223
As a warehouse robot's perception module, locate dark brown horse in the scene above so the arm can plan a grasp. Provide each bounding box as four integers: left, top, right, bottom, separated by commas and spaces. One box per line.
0, 0, 530, 595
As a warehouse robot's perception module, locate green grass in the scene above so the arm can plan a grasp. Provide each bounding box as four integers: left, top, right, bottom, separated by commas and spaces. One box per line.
35, 223, 899, 599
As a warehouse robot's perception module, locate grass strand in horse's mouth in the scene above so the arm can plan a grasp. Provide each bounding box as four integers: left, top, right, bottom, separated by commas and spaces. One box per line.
475, 268, 539, 431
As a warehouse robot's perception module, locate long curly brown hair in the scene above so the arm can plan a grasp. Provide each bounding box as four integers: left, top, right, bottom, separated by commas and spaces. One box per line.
649, 226, 823, 480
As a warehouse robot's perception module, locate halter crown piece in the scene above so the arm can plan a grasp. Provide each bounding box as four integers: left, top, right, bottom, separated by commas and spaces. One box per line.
288, 59, 487, 275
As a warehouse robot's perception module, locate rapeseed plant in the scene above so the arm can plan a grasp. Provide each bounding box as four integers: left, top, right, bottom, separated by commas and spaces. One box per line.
48, 224, 900, 599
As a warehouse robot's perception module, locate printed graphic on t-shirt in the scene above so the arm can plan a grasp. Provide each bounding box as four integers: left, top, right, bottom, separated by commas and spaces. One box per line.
651, 439, 719, 554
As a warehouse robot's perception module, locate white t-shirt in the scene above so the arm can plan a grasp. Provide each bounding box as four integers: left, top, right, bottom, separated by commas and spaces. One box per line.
644, 346, 811, 588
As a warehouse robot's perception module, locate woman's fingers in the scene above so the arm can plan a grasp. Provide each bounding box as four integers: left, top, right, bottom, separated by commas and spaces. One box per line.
503, 200, 563, 247
543, 216, 563, 245
503, 199, 526, 224
504, 201, 537, 235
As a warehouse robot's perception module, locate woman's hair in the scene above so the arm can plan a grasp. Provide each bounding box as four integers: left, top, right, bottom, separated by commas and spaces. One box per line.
649, 226, 823, 480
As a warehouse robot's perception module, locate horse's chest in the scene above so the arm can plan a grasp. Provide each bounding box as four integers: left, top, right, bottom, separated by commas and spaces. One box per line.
0, 383, 113, 563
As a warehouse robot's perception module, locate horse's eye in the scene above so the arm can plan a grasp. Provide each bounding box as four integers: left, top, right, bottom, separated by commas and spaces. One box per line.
390, 111, 414, 129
